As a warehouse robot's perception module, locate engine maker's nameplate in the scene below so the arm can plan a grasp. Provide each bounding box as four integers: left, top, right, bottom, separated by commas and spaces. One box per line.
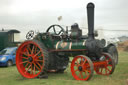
60, 42, 67, 48
56, 41, 70, 50
55, 40, 85, 50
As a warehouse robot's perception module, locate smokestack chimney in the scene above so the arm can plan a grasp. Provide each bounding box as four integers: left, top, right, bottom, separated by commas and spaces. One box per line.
87, 2, 95, 39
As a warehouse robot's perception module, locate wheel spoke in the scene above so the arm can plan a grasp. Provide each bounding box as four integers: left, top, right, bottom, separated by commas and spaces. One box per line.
34, 46, 37, 54
25, 64, 32, 73
20, 61, 28, 64
105, 69, 107, 74
36, 55, 43, 60
80, 57, 83, 64
105, 67, 111, 72
27, 45, 32, 53
24, 62, 30, 68
58, 30, 62, 35
82, 59, 87, 66
26, 48, 30, 55
74, 64, 79, 67
35, 60, 43, 62
76, 60, 79, 65
21, 57, 28, 59
80, 57, 83, 61
35, 62, 42, 69
80, 72, 83, 79
78, 72, 81, 78
34, 64, 36, 75
100, 68, 103, 73
20, 52, 28, 56
85, 71, 88, 76
34, 51, 41, 57
53, 26, 57, 34
31, 45, 35, 55
30, 63, 33, 74
74, 69, 79, 72
34, 63, 41, 71
37, 55, 42, 58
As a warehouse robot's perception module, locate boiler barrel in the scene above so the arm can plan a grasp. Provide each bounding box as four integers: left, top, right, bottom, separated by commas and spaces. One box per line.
54, 40, 86, 50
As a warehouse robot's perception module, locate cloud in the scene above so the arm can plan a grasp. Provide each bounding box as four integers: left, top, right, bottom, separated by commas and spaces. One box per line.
0, 0, 128, 40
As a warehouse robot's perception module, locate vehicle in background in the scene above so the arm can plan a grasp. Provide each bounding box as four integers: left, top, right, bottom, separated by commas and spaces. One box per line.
0, 29, 20, 51
0, 47, 17, 67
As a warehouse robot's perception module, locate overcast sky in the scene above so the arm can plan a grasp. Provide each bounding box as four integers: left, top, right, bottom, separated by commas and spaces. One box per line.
0, 0, 128, 40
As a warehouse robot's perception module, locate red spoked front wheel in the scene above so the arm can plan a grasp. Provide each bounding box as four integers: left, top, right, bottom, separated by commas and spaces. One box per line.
95, 53, 115, 75
16, 40, 48, 78
71, 55, 94, 81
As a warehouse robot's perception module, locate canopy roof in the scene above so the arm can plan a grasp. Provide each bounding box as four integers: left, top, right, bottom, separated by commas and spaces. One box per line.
0, 29, 20, 33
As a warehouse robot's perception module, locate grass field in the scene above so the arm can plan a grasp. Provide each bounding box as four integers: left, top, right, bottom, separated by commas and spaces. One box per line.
0, 51, 128, 85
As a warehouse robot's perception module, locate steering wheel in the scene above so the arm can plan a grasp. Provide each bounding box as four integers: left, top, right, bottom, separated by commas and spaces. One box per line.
46, 24, 65, 35
26, 30, 34, 40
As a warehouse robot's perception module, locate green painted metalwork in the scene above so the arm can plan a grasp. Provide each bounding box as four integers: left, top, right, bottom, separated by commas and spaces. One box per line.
34, 33, 87, 50
0, 30, 20, 51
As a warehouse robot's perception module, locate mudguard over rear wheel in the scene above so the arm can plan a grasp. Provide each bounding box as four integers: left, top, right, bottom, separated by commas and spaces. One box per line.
107, 45, 118, 65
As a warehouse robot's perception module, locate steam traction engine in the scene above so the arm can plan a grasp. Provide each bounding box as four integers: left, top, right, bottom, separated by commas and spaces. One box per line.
16, 3, 118, 80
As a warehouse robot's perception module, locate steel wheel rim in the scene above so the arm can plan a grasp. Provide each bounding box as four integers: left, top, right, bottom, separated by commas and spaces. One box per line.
16, 41, 44, 78
113, 51, 118, 64
71, 56, 92, 81
95, 53, 113, 75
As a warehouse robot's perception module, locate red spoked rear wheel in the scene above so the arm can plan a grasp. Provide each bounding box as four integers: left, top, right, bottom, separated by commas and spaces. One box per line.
95, 53, 115, 75
71, 55, 94, 81
16, 40, 48, 78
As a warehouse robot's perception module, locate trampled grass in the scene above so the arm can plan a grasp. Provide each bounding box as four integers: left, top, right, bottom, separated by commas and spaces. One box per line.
0, 51, 128, 85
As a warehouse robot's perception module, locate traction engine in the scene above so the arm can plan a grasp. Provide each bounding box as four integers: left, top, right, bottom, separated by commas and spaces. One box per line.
16, 2, 117, 80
